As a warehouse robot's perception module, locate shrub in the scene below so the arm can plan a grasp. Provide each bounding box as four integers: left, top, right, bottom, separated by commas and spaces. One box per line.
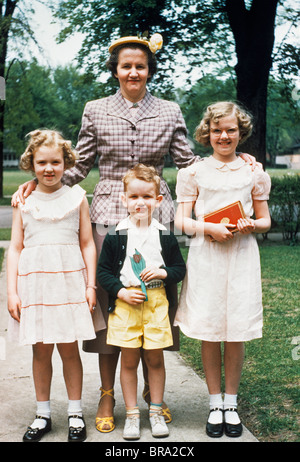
269, 176, 300, 243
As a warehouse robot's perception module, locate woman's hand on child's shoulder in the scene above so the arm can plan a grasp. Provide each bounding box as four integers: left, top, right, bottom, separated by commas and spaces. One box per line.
11, 180, 37, 207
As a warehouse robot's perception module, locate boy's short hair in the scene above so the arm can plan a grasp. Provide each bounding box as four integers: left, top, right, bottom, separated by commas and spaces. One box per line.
194, 101, 253, 147
20, 129, 78, 172
122, 164, 161, 196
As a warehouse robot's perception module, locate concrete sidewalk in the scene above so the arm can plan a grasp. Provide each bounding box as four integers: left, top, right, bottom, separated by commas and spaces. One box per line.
0, 243, 258, 444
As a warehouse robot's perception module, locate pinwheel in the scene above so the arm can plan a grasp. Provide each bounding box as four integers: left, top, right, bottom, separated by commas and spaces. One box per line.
130, 249, 148, 301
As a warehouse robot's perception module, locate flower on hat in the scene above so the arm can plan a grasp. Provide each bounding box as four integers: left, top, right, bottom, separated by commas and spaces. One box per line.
148, 33, 163, 53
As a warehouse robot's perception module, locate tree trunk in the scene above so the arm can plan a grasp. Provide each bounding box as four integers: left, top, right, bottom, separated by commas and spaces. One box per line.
225, 0, 278, 167
0, 0, 18, 198
0, 100, 4, 197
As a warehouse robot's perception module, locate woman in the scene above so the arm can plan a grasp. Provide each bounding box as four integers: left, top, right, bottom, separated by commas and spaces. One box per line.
13, 33, 255, 433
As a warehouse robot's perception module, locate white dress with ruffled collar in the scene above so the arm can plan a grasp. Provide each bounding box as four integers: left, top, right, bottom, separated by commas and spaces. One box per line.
174, 156, 271, 342
8, 185, 96, 345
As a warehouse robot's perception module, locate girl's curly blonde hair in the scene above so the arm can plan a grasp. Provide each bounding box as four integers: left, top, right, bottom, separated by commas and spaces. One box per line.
194, 101, 253, 147
20, 129, 78, 172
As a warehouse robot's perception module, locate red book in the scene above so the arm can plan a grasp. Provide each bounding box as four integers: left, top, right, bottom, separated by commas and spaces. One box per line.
204, 201, 246, 232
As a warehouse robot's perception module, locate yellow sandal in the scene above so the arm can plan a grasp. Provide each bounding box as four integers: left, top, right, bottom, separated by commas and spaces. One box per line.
142, 382, 172, 424
95, 387, 116, 433
161, 406, 172, 424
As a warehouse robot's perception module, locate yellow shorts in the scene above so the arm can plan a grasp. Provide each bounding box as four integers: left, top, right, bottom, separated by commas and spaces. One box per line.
107, 286, 173, 350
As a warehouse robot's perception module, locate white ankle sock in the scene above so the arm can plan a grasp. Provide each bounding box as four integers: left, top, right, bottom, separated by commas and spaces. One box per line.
208, 394, 223, 424
31, 401, 51, 429
223, 393, 237, 408
223, 394, 240, 424
68, 399, 84, 428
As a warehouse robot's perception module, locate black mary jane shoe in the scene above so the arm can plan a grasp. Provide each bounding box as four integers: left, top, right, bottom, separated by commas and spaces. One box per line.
23, 416, 52, 442
205, 408, 224, 438
68, 415, 87, 442
224, 408, 243, 438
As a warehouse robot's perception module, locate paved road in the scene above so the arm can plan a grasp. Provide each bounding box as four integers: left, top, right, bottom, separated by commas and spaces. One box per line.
0, 206, 12, 228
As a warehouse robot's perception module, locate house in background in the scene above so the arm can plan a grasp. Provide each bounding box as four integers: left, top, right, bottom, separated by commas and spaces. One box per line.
275, 144, 300, 169
3, 149, 19, 168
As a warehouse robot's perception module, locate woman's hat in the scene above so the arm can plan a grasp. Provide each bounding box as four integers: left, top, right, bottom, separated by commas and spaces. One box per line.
109, 33, 163, 54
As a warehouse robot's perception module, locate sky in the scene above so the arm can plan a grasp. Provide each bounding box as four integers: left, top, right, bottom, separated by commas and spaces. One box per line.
27, 2, 84, 67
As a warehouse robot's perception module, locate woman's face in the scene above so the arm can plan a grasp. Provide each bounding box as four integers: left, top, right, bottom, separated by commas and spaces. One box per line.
115, 47, 150, 102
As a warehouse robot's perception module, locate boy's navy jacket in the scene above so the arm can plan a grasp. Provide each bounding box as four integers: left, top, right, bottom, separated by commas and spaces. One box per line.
97, 227, 186, 313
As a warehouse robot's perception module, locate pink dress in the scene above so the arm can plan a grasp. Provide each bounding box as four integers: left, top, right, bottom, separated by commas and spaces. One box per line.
8, 185, 96, 345
174, 156, 271, 342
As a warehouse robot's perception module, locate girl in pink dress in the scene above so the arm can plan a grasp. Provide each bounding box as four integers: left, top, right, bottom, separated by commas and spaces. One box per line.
174, 102, 271, 438
7, 129, 97, 442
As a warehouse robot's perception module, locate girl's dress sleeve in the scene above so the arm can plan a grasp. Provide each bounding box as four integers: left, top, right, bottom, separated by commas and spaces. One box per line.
252, 167, 271, 200
176, 166, 199, 203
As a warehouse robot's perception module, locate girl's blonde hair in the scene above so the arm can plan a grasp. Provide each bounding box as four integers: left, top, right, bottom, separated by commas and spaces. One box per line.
194, 101, 253, 147
20, 129, 78, 172
122, 163, 161, 196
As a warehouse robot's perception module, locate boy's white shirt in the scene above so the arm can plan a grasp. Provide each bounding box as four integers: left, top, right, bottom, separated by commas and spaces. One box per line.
116, 216, 167, 288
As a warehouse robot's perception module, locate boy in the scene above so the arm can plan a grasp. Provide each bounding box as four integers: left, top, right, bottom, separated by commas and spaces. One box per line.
97, 164, 186, 440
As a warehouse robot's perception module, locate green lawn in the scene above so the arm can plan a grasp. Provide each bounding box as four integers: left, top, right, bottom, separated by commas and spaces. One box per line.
2, 166, 299, 196
2, 168, 100, 196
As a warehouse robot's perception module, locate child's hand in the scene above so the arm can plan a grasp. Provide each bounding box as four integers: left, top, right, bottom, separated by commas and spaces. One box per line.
236, 218, 256, 234
207, 223, 236, 242
7, 295, 21, 322
140, 266, 167, 282
86, 287, 97, 314
117, 287, 146, 305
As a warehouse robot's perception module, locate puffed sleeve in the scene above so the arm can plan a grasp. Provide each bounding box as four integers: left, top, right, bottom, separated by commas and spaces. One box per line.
176, 166, 199, 202
252, 167, 271, 200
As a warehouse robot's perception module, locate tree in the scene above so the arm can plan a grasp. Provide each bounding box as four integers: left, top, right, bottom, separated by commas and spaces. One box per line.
53, 0, 299, 167
224, 0, 279, 166
4, 60, 101, 153
266, 78, 300, 165
0, 0, 37, 197
0, 0, 19, 197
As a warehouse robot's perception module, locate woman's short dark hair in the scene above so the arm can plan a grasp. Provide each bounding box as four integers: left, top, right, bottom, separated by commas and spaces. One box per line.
106, 43, 157, 81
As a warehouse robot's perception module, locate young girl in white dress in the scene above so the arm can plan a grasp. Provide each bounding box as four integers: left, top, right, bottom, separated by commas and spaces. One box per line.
174, 102, 271, 438
7, 129, 97, 442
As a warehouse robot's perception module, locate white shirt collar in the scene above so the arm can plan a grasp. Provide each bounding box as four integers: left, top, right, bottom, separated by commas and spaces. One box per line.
206, 155, 246, 171
116, 216, 167, 231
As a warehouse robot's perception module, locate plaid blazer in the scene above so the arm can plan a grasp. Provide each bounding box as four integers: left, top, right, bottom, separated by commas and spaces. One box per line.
62, 89, 199, 225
